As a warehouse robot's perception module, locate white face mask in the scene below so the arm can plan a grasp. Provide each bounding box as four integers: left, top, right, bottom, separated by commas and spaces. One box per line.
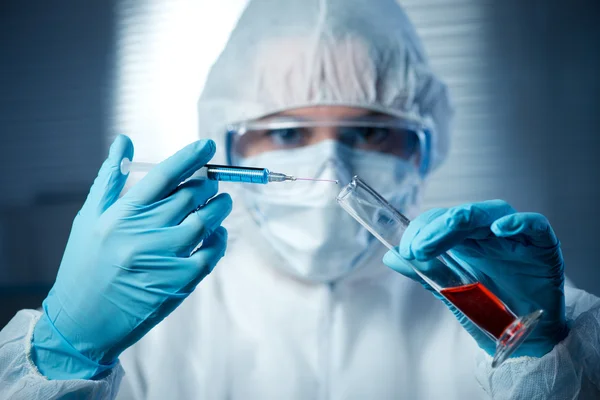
239, 140, 423, 282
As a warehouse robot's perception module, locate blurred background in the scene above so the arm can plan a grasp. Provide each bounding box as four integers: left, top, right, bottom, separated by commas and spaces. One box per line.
1, 0, 599, 326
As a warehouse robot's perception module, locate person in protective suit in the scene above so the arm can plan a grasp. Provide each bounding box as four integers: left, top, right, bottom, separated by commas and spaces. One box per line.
1, 0, 599, 398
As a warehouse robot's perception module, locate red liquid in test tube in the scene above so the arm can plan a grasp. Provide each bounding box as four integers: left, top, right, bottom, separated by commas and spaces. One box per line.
440, 282, 517, 339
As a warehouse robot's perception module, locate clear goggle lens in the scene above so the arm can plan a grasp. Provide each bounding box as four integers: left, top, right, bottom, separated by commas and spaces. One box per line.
227, 116, 428, 169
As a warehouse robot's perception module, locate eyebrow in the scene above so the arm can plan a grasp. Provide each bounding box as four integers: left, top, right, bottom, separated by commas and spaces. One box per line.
270, 110, 382, 119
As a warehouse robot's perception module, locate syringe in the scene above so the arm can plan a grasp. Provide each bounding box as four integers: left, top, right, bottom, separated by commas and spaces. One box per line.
120, 159, 338, 185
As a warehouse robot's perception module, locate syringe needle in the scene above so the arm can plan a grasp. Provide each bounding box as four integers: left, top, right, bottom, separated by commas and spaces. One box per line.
295, 177, 339, 184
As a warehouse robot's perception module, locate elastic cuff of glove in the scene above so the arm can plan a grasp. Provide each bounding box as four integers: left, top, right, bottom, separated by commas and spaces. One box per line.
31, 312, 117, 380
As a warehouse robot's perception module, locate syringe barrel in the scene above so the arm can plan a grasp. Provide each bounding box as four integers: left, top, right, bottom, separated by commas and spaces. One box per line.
195, 164, 269, 184
122, 159, 271, 184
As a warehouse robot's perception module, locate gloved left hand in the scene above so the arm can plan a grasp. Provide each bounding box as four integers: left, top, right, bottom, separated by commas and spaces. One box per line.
383, 200, 569, 358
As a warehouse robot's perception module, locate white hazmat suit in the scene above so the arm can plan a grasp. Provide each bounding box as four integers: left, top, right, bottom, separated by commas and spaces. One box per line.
2, 0, 600, 398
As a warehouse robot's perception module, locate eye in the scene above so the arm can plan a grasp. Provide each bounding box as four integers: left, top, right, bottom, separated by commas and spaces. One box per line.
266, 128, 305, 147
339, 127, 390, 145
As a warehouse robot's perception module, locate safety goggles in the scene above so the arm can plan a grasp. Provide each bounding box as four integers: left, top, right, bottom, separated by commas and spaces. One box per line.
226, 115, 431, 175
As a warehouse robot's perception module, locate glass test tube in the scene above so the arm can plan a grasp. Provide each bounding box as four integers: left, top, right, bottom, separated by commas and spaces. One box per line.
336, 176, 544, 367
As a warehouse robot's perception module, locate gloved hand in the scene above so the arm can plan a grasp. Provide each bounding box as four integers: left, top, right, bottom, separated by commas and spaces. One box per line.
32, 135, 232, 380
383, 200, 569, 358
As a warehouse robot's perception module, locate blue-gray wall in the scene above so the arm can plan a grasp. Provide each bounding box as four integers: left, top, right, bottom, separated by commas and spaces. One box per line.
0, 0, 116, 325
485, 0, 600, 294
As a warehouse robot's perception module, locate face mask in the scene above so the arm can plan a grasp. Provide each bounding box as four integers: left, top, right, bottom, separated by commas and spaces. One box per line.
238, 140, 423, 282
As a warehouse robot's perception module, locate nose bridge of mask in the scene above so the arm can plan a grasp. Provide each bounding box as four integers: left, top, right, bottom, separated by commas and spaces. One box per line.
235, 140, 348, 204
247, 139, 355, 182
313, 143, 354, 185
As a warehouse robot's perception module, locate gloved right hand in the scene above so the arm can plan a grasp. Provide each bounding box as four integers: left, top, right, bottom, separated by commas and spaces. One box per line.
32, 135, 232, 380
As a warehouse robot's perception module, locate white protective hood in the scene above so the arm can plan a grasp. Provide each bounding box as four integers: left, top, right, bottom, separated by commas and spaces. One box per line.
197, 0, 453, 169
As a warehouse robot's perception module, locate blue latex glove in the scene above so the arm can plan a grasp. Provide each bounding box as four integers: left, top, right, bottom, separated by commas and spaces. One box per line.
32, 135, 232, 380
383, 200, 568, 358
